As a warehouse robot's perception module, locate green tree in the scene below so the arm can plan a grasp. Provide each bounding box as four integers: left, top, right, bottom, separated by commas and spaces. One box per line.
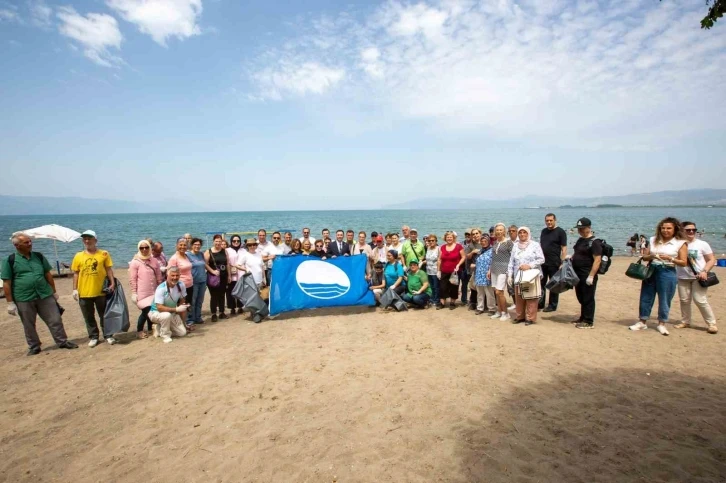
700, 0, 724, 29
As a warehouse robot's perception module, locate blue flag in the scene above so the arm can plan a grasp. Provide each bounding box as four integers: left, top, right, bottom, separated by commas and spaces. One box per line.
269, 254, 374, 315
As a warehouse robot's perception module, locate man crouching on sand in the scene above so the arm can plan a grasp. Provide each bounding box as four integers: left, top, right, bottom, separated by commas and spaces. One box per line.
149, 267, 189, 344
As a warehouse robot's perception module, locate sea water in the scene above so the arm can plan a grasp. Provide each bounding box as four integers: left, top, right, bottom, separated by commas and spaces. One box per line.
1, 208, 725, 267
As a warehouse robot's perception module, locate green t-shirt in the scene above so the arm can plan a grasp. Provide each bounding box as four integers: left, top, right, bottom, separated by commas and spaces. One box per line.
0, 251, 54, 302
401, 240, 425, 266
406, 269, 431, 296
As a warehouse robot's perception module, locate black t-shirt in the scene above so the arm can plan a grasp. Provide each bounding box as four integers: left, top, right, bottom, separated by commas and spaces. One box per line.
572, 237, 603, 272
540, 227, 567, 266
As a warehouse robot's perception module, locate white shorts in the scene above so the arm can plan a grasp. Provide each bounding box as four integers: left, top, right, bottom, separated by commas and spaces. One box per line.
493, 274, 508, 291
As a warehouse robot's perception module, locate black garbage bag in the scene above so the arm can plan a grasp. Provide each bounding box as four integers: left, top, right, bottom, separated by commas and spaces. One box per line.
232, 274, 269, 322
103, 277, 130, 336
545, 259, 580, 294
379, 287, 408, 311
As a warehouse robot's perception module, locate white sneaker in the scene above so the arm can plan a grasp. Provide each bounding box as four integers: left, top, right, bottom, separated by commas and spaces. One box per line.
657, 324, 669, 336
151, 325, 159, 338
508, 304, 516, 311
500, 313, 511, 321
105, 337, 117, 345
629, 321, 648, 331
88, 338, 98, 348
490, 311, 502, 319
162, 337, 173, 344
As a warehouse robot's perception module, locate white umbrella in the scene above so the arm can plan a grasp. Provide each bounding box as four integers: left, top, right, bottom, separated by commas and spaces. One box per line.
12, 224, 81, 275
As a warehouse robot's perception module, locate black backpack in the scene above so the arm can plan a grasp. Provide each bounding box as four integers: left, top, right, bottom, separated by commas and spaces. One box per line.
588, 239, 614, 274
6, 252, 49, 280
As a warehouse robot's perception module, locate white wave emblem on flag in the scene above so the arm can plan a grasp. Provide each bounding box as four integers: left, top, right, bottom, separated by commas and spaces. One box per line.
295, 260, 351, 299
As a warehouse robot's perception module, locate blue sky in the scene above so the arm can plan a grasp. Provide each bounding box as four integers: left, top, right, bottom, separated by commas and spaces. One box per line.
1, 0, 725, 211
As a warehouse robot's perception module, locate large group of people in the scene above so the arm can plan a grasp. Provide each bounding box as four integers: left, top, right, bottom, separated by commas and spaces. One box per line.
1, 216, 720, 356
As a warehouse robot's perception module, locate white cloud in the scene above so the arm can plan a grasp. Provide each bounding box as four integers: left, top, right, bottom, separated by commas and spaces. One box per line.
0, 8, 19, 22
57, 6, 123, 68
251, 62, 345, 100
246, 0, 726, 150
106, 0, 203, 46
29, 0, 52, 28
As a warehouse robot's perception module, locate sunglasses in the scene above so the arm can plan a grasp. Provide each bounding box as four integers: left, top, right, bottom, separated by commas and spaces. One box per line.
684, 228, 697, 233
303, 232, 310, 235
315, 245, 323, 248
247, 243, 258, 247
232, 240, 241, 243
140, 246, 150, 250
273, 237, 280, 240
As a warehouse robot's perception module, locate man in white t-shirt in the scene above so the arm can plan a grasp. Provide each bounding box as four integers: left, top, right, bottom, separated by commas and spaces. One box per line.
299, 227, 316, 245
149, 267, 188, 343
262, 231, 290, 282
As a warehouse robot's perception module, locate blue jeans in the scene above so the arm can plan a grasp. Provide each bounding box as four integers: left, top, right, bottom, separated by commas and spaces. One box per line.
190, 281, 207, 323
639, 265, 677, 322
403, 292, 430, 308
427, 274, 440, 305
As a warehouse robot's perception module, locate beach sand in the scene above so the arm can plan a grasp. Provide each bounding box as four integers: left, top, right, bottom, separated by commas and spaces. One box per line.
0, 258, 724, 482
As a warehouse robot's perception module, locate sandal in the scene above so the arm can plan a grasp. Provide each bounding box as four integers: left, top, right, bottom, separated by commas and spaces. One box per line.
136, 331, 148, 339
186, 324, 196, 332
673, 323, 690, 329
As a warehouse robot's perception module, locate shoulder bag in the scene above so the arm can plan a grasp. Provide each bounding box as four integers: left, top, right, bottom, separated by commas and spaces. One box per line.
687, 256, 719, 288
207, 249, 221, 288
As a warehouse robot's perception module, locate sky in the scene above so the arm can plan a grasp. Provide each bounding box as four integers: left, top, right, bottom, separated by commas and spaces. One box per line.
1, 0, 725, 211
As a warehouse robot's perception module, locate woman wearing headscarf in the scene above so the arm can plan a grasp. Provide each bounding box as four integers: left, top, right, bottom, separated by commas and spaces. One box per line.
225, 235, 245, 316
629, 217, 687, 336
474, 233, 495, 315
488, 223, 514, 321
507, 227, 545, 326
167, 237, 195, 331
437, 231, 465, 310
128, 240, 163, 338
204, 234, 229, 322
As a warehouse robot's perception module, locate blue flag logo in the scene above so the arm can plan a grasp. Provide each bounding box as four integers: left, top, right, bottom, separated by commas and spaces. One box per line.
270, 255, 374, 315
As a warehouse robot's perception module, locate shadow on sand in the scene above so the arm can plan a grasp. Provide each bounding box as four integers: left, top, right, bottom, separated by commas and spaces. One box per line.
454, 369, 726, 483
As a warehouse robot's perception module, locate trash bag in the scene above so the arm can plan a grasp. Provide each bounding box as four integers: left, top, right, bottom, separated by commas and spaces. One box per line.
232, 274, 269, 322
379, 287, 408, 311
545, 259, 580, 294
103, 277, 130, 336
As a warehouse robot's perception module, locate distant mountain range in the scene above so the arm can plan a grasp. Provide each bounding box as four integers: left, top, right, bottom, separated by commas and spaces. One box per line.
0, 196, 195, 215
382, 189, 726, 210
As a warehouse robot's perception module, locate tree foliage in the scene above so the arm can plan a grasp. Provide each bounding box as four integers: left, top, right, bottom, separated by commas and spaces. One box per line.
700, 0, 725, 29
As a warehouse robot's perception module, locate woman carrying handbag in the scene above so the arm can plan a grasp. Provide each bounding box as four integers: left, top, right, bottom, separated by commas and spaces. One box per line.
506, 227, 545, 326
204, 234, 230, 322
674, 221, 718, 334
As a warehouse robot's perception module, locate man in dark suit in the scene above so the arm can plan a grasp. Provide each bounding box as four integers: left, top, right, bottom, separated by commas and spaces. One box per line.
328, 230, 350, 258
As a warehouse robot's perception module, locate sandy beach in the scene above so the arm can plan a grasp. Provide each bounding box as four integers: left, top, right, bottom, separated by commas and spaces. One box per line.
0, 257, 724, 483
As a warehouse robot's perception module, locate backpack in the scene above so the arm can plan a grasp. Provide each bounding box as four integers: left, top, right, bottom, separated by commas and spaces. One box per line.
6, 252, 49, 280
588, 239, 614, 274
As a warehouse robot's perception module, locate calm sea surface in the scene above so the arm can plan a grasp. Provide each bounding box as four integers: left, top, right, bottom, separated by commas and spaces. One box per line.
1, 208, 725, 266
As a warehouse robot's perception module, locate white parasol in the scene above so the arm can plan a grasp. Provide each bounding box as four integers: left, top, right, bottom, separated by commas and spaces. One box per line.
12, 224, 82, 275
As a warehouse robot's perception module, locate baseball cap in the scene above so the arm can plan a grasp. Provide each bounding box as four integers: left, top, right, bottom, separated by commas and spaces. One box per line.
375, 235, 384, 242
371, 231, 378, 237
81, 230, 97, 238
574, 218, 592, 228
409, 228, 418, 233
409, 259, 419, 266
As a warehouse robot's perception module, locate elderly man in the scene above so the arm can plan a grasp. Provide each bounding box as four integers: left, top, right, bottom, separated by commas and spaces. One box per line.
149, 266, 189, 343
71, 230, 116, 347
401, 225, 411, 242
2, 234, 78, 355
400, 228, 425, 267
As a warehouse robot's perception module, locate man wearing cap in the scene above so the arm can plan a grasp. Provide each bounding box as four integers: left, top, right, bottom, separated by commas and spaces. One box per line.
400, 228, 425, 267
71, 230, 116, 347
2, 233, 78, 355
539, 213, 568, 312
369, 231, 379, 250
571, 218, 602, 329
371, 235, 387, 266
402, 260, 431, 308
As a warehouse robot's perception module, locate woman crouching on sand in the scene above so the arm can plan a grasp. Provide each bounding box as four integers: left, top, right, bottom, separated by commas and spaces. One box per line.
630, 217, 687, 336
507, 227, 544, 326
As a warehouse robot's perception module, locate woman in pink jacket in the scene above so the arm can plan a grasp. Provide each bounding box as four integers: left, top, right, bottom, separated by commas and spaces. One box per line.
129, 240, 163, 338
168, 237, 195, 331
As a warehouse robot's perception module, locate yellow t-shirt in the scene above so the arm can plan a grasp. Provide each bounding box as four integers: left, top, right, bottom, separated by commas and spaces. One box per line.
71, 250, 113, 298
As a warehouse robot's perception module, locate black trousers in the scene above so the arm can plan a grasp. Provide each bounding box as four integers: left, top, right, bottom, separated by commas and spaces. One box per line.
209, 282, 227, 315
225, 281, 242, 311
539, 264, 560, 309
574, 268, 598, 323
79, 296, 108, 339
